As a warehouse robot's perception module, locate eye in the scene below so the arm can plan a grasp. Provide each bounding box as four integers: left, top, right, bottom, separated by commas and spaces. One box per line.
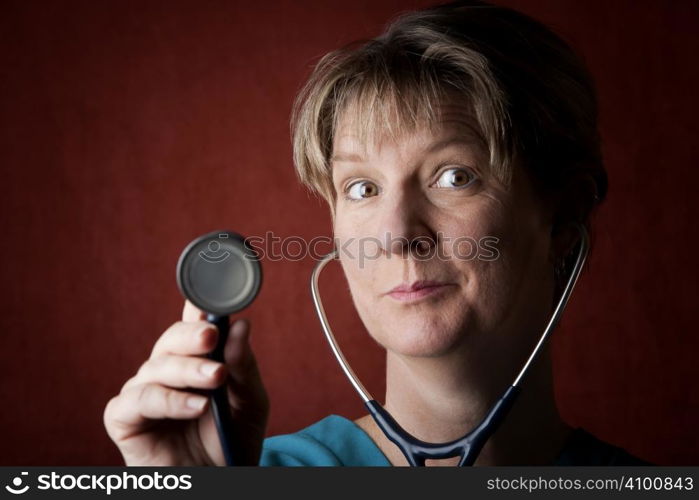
345, 180, 379, 201
433, 167, 475, 189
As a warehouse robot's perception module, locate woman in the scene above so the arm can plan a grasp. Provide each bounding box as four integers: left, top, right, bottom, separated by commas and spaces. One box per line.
103, 0, 648, 466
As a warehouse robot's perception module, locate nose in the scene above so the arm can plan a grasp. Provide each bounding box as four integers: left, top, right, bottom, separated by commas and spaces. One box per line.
376, 190, 437, 258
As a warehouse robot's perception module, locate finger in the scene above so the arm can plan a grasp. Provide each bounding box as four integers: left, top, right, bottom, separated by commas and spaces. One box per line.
151, 321, 218, 357
223, 319, 260, 383
124, 354, 226, 392
222, 319, 269, 415
104, 384, 208, 442
183, 299, 207, 322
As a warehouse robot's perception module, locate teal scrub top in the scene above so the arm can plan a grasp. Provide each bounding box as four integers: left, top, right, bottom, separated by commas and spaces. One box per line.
259, 415, 650, 466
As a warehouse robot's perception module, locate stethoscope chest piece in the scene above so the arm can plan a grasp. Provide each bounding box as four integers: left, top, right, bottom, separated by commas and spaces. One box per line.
177, 230, 261, 316
176, 229, 262, 466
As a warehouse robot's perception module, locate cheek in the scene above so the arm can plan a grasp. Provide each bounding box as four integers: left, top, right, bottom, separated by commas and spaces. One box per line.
441, 198, 553, 340
435, 198, 510, 274
335, 227, 397, 349
432, 195, 550, 329
436, 208, 513, 324
336, 224, 380, 309
335, 221, 382, 276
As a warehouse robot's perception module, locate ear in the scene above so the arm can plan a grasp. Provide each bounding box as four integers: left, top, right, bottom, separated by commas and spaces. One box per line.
550, 173, 598, 261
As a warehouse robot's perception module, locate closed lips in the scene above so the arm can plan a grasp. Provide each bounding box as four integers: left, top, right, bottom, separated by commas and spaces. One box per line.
385, 280, 454, 294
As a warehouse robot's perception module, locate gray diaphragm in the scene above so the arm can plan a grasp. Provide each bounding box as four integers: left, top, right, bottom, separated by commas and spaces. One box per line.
176, 230, 262, 316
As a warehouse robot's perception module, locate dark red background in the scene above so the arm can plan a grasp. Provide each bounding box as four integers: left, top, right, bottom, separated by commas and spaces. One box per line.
1, 0, 697, 465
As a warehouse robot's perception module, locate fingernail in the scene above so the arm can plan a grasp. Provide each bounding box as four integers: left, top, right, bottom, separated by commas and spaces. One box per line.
199, 362, 220, 378
199, 327, 215, 343
186, 396, 206, 410
231, 319, 248, 336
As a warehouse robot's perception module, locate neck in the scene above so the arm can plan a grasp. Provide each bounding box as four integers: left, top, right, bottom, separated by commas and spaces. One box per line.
371, 344, 570, 466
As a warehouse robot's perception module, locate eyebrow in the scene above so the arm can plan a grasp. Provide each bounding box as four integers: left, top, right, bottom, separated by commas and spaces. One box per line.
330, 136, 481, 164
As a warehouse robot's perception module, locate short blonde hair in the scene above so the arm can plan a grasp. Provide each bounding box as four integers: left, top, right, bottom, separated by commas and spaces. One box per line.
291, 0, 607, 217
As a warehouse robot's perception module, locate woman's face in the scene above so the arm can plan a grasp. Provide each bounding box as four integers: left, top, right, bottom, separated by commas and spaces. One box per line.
331, 103, 558, 359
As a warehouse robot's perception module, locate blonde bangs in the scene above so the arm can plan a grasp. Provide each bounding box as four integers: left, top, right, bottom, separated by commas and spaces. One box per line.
291, 35, 513, 204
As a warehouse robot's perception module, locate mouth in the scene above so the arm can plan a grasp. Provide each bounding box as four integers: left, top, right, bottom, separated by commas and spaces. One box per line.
384, 280, 457, 303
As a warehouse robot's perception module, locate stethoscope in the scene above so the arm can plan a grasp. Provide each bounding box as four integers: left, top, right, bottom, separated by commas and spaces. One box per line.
309, 223, 589, 466
175, 224, 588, 466
176, 230, 263, 466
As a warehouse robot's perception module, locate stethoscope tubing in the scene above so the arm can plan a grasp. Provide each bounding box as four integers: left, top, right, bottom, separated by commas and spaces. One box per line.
310, 224, 590, 466
206, 313, 237, 466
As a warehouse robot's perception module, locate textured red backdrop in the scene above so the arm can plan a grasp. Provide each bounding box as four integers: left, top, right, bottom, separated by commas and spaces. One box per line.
0, 0, 697, 465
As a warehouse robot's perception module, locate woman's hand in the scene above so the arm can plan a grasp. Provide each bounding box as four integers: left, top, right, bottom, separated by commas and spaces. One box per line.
103, 300, 270, 466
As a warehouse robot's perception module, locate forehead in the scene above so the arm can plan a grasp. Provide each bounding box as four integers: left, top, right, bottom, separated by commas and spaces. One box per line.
332, 102, 487, 158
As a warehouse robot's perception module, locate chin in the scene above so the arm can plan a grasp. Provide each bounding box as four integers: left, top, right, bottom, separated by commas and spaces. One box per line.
369, 312, 468, 358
